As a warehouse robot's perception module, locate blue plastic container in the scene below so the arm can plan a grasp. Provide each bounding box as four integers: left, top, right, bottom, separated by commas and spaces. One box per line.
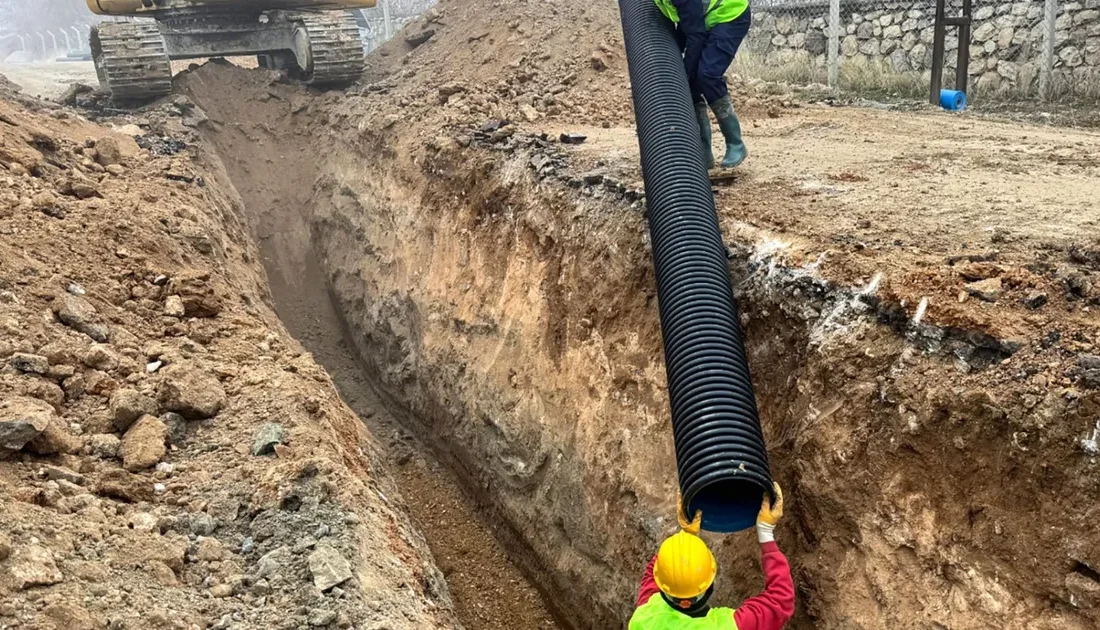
940, 89, 967, 111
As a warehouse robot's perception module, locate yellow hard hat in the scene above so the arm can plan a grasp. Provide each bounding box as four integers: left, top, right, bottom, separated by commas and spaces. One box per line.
653, 531, 717, 600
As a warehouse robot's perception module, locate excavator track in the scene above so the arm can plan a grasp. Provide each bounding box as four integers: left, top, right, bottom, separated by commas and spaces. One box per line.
295, 12, 364, 87
90, 22, 173, 101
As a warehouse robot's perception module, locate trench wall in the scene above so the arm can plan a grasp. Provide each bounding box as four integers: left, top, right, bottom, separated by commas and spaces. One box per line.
182, 65, 1100, 630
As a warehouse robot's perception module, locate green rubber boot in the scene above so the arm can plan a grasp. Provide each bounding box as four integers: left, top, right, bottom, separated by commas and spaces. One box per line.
710, 95, 747, 169
694, 101, 715, 169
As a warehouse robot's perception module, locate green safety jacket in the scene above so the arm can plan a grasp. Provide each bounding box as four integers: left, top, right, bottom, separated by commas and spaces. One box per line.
654, 0, 748, 29
629, 594, 739, 630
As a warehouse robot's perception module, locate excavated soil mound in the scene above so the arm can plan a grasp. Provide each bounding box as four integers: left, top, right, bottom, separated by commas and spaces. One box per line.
0, 81, 460, 630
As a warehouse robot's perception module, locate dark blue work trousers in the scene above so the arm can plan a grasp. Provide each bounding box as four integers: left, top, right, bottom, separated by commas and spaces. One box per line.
674, 7, 752, 105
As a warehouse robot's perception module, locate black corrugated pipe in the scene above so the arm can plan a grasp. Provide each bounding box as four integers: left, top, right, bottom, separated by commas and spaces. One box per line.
618, 0, 772, 533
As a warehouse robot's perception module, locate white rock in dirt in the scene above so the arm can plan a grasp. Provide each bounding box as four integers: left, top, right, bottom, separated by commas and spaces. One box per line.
120, 415, 168, 471
308, 544, 353, 591
157, 364, 227, 419
56, 294, 109, 342
0, 396, 54, 451
7, 544, 63, 590
110, 388, 158, 431
164, 295, 186, 317
520, 103, 540, 122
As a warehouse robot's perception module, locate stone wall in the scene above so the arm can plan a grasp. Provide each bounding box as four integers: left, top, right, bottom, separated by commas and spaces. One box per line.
746, 0, 1100, 97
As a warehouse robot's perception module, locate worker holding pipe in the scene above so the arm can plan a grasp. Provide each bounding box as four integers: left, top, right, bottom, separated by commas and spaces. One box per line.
629, 483, 794, 629
655, 0, 752, 168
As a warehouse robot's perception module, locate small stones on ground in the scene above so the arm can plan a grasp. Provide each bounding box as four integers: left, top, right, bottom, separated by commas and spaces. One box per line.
0, 396, 54, 452
559, 132, 587, 144
120, 414, 168, 471
308, 609, 338, 627
164, 295, 186, 317
195, 537, 227, 562
40, 464, 85, 485
1071, 354, 1100, 389
25, 419, 80, 455
88, 433, 121, 459
56, 294, 109, 342
255, 546, 292, 579
10, 352, 49, 374
161, 412, 188, 445
95, 468, 154, 502
83, 344, 119, 371
94, 136, 125, 166
965, 277, 1002, 302
251, 423, 286, 456
1022, 291, 1048, 309
8, 544, 63, 590
308, 544, 354, 592
209, 583, 234, 598
405, 27, 435, 48
157, 363, 227, 419
0, 533, 10, 561
110, 388, 159, 431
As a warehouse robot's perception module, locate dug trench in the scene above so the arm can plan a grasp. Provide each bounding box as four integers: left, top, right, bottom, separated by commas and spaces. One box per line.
181, 63, 1100, 630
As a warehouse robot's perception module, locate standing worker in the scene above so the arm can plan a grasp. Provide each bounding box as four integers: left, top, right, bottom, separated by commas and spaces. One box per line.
655, 0, 753, 168
629, 483, 794, 629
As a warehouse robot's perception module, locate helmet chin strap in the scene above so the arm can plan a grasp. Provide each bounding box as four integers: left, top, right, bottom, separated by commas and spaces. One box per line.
661, 585, 715, 618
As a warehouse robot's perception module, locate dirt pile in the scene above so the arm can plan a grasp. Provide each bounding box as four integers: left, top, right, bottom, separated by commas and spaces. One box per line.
179, 7, 1100, 627
0, 82, 460, 629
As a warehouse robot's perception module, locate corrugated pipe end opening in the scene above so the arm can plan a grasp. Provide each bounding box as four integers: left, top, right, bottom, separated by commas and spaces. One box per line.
687, 478, 769, 533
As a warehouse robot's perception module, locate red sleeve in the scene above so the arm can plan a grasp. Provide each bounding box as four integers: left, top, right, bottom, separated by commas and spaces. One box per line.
636, 555, 660, 608
732, 542, 795, 630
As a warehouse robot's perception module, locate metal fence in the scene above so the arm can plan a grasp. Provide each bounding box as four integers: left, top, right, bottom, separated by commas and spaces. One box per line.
738, 0, 1100, 101
357, 0, 435, 53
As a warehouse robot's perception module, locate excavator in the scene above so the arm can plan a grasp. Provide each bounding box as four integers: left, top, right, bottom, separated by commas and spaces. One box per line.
86, 0, 375, 100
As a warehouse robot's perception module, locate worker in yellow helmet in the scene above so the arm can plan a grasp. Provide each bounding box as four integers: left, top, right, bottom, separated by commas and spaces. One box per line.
629, 483, 795, 629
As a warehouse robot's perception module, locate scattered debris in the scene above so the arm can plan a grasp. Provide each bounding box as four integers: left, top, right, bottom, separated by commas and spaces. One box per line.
965, 277, 1003, 302
308, 544, 354, 592
251, 423, 286, 456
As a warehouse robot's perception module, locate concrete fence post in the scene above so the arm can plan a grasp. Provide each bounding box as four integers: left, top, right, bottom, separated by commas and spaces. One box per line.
828, 0, 840, 87
382, 0, 393, 41
1040, 0, 1057, 100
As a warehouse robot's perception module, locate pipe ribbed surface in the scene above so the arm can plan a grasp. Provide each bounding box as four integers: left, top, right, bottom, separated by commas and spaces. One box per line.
618, 0, 772, 533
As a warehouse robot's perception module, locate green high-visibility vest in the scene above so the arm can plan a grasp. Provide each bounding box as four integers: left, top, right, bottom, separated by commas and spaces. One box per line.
629, 594, 739, 630
654, 0, 748, 29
